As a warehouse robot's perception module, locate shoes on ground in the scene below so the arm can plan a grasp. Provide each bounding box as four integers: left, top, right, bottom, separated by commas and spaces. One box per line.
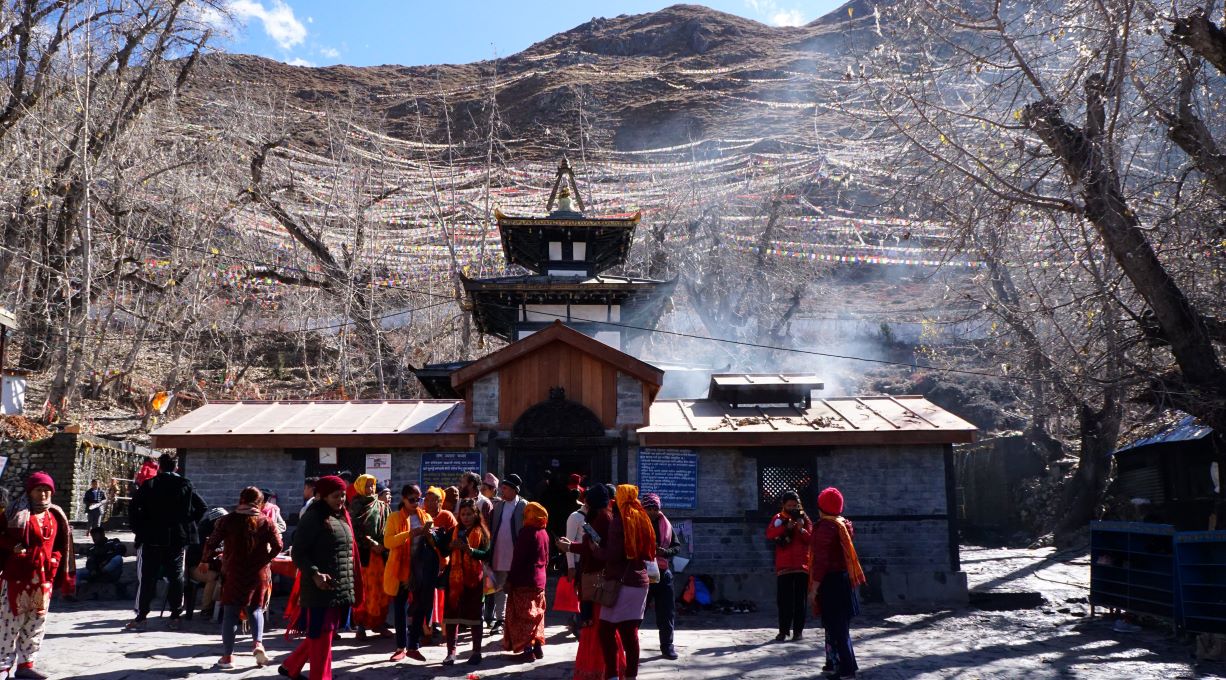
662, 646, 679, 660
123, 619, 146, 632
442, 653, 456, 666
214, 656, 234, 670
467, 653, 483, 665
773, 632, 787, 642
253, 645, 269, 667
13, 665, 47, 679
405, 649, 426, 662
277, 666, 306, 680
490, 621, 503, 635
533, 641, 544, 660
792, 631, 803, 641
389, 649, 407, 662
355, 629, 368, 641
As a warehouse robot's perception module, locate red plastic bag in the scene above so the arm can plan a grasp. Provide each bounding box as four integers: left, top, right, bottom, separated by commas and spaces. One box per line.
553, 576, 580, 613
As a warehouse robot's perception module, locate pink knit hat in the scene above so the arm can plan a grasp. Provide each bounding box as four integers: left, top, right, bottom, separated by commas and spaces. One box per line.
482, 472, 499, 488
25, 471, 55, 494
817, 487, 844, 515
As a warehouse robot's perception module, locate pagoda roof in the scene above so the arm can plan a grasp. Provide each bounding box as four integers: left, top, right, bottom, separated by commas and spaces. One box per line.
496, 209, 639, 275
494, 208, 641, 229
461, 273, 672, 292
461, 274, 676, 342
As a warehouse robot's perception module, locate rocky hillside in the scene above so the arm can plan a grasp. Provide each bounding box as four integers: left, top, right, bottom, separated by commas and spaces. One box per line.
190, 3, 880, 153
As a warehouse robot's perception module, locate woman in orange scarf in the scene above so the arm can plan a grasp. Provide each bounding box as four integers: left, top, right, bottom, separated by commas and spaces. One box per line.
809, 487, 865, 680
438, 498, 490, 665
502, 501, 550, 662
558, 484, 655, 679
383, 485, 433, 663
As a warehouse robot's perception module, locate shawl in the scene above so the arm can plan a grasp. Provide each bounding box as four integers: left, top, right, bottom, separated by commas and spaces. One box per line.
615, 485, 656, 561
524, 502, 548, 530
3, 504, 75, 613
447, 522, 489, 611
822, 515, 866, 588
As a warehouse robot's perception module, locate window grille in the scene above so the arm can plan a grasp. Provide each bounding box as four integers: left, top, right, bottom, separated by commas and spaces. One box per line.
759, 463, 814, 513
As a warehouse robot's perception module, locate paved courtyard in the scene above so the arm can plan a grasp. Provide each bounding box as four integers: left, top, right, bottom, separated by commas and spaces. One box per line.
36, 537, 1225, 679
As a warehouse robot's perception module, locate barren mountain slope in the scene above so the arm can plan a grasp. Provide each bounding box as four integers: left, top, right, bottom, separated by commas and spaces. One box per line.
188, 3, 881, 153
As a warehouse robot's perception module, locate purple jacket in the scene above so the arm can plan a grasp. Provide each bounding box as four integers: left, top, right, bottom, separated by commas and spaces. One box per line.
507, 526, 549, 590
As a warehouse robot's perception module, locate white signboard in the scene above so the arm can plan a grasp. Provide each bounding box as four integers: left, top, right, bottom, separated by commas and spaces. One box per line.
366, 453, 392, 473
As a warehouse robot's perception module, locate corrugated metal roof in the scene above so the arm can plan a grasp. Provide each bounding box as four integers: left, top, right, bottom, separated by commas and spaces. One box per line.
1113, 414, 1214, 455
150, 400, 474, 449
638, 395, 977, 447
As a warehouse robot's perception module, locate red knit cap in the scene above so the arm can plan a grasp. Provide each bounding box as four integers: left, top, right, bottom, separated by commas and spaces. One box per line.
25, 471, 55, 494
817, 487, 844, 515
314, 475, 346, 498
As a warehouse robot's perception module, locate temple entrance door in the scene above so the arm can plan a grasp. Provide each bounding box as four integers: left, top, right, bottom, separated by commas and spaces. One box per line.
501, 390, 618, 540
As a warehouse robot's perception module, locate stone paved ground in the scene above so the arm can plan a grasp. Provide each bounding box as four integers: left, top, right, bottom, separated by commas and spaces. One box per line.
36, 535, 1226, 679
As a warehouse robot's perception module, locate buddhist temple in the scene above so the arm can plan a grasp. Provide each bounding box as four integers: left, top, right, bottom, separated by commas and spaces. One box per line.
460, 158, 675, 350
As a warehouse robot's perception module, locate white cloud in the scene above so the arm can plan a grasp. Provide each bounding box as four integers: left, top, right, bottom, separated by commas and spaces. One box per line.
229, 0, 307, 50
319, 46, 340, 59
744, 0, 809, 26
770, 9, 806, 26
286, 56, 314, 67
307, 16, 314, 23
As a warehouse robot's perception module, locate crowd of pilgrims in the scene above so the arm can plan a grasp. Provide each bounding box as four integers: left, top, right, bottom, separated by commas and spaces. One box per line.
0, 451, 866, 680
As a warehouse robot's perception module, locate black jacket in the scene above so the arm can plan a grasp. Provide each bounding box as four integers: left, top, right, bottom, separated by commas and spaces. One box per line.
292, 501, 356, 609
128, 472, 206, 548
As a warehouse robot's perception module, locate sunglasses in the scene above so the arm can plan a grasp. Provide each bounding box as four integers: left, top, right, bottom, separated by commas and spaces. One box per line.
406, 497, 421, 504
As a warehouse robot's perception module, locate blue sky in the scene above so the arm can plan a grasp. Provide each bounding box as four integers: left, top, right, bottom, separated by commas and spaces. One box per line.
215, 1, 844, 67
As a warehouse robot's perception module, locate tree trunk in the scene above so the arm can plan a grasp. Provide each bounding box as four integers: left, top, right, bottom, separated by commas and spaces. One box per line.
1054, 400, 1121, 544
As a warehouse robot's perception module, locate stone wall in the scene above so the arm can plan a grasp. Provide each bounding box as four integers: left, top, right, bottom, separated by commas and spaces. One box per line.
181, 448, 304, 516
70, 435, 157, 524
0, 432, 152, 524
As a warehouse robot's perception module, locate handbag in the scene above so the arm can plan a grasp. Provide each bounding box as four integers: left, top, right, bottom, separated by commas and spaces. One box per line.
580, 572, 600, 602
594, 575, 623, 607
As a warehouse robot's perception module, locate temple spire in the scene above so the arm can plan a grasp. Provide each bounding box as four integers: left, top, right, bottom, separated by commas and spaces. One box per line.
546, 157, 585, 213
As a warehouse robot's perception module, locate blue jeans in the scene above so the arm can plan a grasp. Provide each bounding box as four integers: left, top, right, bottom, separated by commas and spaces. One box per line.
79, 555, 123, 583
222, 605, 264, 656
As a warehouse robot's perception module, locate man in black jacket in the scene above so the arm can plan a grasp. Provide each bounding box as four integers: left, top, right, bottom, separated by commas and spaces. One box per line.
125, 453, 206, 630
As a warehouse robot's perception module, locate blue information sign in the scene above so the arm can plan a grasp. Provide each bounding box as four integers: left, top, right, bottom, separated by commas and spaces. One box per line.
637, 448, 698, 509
419, 451, 483, 491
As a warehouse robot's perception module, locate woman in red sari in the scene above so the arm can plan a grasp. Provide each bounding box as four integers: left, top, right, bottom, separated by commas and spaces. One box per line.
502, 502, 549, 662
0, 472, 74, 680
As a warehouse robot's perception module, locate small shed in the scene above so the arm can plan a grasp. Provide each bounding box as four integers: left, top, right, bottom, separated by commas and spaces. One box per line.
1112, 412, 1222, 530
637, 392, 977, 606
150, 400, 475, 514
